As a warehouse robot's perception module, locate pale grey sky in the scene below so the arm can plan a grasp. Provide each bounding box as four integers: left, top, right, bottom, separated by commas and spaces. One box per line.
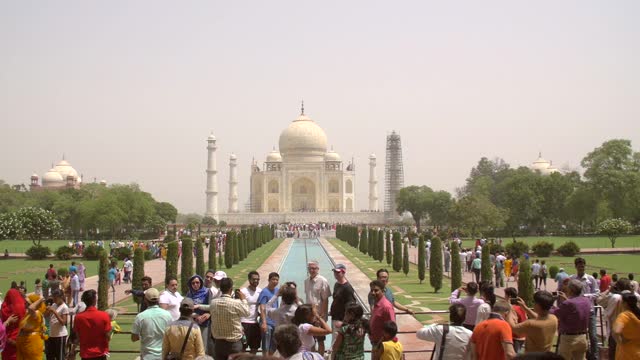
1, 1, 639, 214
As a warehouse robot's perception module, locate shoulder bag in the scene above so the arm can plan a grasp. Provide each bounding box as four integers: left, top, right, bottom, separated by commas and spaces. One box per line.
165, 320, 194, 360
429, 324, 449, 360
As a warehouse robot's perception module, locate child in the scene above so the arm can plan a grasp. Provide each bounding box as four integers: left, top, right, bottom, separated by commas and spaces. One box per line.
332, 303, 368, 360
105, 309, 121, 339
373, 321, 402, 360
292, 304, 332, 352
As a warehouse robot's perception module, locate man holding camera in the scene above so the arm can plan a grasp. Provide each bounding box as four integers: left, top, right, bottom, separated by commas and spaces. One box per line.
551, 279, 591, 360
198, 278, 249, 360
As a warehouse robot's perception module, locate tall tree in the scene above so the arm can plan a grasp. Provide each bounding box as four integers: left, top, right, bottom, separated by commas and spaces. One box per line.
429, 236, 443, 292
385, 231, 392, 265
480, 244, 492, 284
450, 241, 462, 291
598, 218, 632, 248
98, 249, 110, 310
402, 242, 410, 277
417, 235, 425, 284
195, 238, 205, 276
208, 235, 217, 272
359, 227, 369, 255
132, 248, 145, 308
396, 186, 434, 232
377, 229, 384, 263
181, 237, 194, 295
392, 231, 402, 272
166, 242, 179, 284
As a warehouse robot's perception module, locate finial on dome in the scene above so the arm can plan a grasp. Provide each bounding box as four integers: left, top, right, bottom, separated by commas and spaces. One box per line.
538, 151, 542, 158
62, 153, 66, 161
300, 100, 305, 115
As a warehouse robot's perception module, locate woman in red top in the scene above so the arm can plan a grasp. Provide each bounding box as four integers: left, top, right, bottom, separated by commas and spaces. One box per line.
1, 287, 27, 360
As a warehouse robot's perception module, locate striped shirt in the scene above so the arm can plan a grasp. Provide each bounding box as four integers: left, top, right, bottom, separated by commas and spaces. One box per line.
202, 294, 249, 341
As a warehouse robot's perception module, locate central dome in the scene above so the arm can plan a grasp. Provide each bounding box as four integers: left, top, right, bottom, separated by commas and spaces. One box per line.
279, 114, 328, 161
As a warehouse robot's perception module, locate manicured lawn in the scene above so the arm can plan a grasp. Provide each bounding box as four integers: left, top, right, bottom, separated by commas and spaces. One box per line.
328, 239, 453, 325
107, 238, 284, 360
461, 236, 640, 250
0, 258, 100, 294
527, 254, 640, 278
0, 240, 77, 254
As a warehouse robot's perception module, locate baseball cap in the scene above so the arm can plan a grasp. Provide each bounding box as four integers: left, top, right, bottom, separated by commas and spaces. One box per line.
213, 271, 227, 280
180, 298, 195, 310
332, 264, 347, 273
144, 288, 160, 301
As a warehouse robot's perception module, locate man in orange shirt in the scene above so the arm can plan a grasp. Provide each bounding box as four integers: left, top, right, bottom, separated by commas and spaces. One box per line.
469, 300, 516, 360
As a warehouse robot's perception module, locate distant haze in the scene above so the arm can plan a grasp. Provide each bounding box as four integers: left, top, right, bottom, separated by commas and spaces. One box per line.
1, 1, 639, 214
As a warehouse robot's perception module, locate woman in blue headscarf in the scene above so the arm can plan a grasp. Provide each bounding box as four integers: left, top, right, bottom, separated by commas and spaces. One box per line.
186, 275, 210, 338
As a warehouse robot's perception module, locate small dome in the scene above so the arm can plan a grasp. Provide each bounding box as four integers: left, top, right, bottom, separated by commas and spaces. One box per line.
208, 133, 216, 141
279, 113, 328, 161
100, 179, 107, 185
54, 160, 78, 180
266, 149, 282, 162
531, 153, 551, 171
369, 153, 376, 159
42, 168, 64, 185
325, 150, 341, 162
31, 173, 39, 178
230, 153, 237, 160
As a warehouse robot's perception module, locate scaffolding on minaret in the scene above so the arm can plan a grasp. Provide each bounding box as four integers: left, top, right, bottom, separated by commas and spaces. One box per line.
384, 131, 404, 220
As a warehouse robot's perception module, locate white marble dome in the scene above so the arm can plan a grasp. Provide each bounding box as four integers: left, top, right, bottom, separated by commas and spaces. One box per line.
42, 168, 64, 185
324, 150, 341, 162
531, 154, 551, 171
54, 160, 78, 179
266, 149, 282, 162
279, 114, 328, 160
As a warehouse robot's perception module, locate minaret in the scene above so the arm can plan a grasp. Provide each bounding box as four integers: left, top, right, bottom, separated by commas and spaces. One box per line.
205, 133, 219, 221
228, 153, 239, 213
369, 154, 378, 211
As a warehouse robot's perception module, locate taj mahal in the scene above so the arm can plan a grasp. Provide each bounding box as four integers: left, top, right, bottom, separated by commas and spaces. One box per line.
204, 106, 386, 225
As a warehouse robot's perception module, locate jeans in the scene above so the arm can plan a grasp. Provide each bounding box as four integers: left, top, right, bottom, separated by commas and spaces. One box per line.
213, 339, 243, 360
587, 308, 599, 360
261, 324, 275, 354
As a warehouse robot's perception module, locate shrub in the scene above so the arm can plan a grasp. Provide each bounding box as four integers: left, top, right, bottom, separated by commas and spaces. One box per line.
225, 231, 233, 269
181, 237, 194, 295
360, 228, 369, 255
26, 245, 51, 260
487, 242, 505, 254
392, 232, 402, 272
57, 268, 69, 278
418, 235, 425, 284
55, 245, 76, 260
83, 244, 102, 260
98, 249, 110, 310
402, 242, 410, 277
208, 236, 217, 272
450, 242, 462, 291
429, 236, 443, 292
531, 241, 554, 257
548, 265, 559, 279
165, 242, 179, 284
112, 247, 132, 261
517, 258, 534, 307
143, 250, 154, 261
377, 230, 384, 263
556, 241, 580, 257
385, 231, 392, 266
481, 244, 492, 283
195, 239, 205, 277
132, 248, 145, 305
505, 241, 530, 258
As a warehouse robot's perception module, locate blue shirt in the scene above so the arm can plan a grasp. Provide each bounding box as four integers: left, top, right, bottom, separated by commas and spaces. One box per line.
258, 287, 278, 327
131, 305, 173, 360
69, 265, 78, 274
108, 268, 117, 282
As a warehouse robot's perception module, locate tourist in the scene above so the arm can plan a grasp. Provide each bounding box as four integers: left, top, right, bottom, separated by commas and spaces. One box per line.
551, 279, 590, 360
449, 282, 484, 330
131, 288, 173, 360
159, 276, 184, 321
469, 300, 516, 360
291, 304, 332, 352
70, 270, 80, 306
266, 283, 300, 327
0, 314, 19, 353
599, 269, 612, 293
471, 254, 482, 283
274, 324, 323, 360
45, 289, 69, 360
504, 287, 527, 353
612, 292, 640, 360
69, 261, 77, 274
475, 281, 496, 325
597, 277, 637, 359
106, 309, 121, 339
199, 278, 249, 360
61, 272, 71, 306
368, 280, 395, 350
124, 275, 153, 312
531, 260, 541, 290
539, 261, 548, 290
504, 257, 513, 281
444, 247, 451, 273
162, 298, 205, 360
77, 263, 86, 291
123, 257, 133, 284
367, 269, 415, 316
570, 257, 599, 360
416, 303, 472, 360
372, 321, 402, 360
74, 290, 111, 360
240, 271, 262, 354
330, 264, 357, 345
506, 291, 557, 353
304, 260, 331, 355
186, 275, 211, 345
16, 294, 47, 360
258, 271, 280, 356
332, 303, 368, 360
495, 259, 505, 288
555, 268, 569, 292
46, 264, 57, 282
108, 262, 117, 293
629, 273, 638, 294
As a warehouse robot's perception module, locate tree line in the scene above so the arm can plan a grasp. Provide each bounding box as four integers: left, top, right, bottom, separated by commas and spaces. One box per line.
0, 182, 178, 240
397, 139, 640, 239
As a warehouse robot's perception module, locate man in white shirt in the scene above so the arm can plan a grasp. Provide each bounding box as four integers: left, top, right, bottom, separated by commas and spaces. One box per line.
570, 257, 600, 360
417, 303, 472, 360
241, 271, 262, 354
159, 277, 183, 321
304, 260, 331, 355
46, 289, 70, 360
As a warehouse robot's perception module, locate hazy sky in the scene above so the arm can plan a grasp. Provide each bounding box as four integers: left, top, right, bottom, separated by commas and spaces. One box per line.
1, 1, 639, 214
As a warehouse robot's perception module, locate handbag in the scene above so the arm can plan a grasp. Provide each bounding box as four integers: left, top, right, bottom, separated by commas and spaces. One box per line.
429, 324, 449, 360
165, 320, 194, 360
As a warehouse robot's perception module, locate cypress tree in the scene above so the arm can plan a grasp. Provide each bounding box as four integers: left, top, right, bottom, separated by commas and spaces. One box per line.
97, 249, 109, 310
518, 258, 534, 307
392, 231, 402, 272
481, 244, 492, 284
195, 238, 205, 277
360, 227, 368, 255
378, 230, 384, 262
386, 231, 393, 265
239, 230, 247, 260
418, 235, 425, 284
181, 237, 194, 295
166, 242, 179, 284
450, 241, 462, 291
429, 236, 443, 292
368, 229, 375, 258
233, 230, 240, 264
208, 235, 217, 272
402, 241, 409, 276
225, 232, 233, 268
132, 248, 145, 306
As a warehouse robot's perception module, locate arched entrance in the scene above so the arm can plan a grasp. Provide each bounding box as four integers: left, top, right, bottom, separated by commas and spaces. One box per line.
291, 178, 316, 211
